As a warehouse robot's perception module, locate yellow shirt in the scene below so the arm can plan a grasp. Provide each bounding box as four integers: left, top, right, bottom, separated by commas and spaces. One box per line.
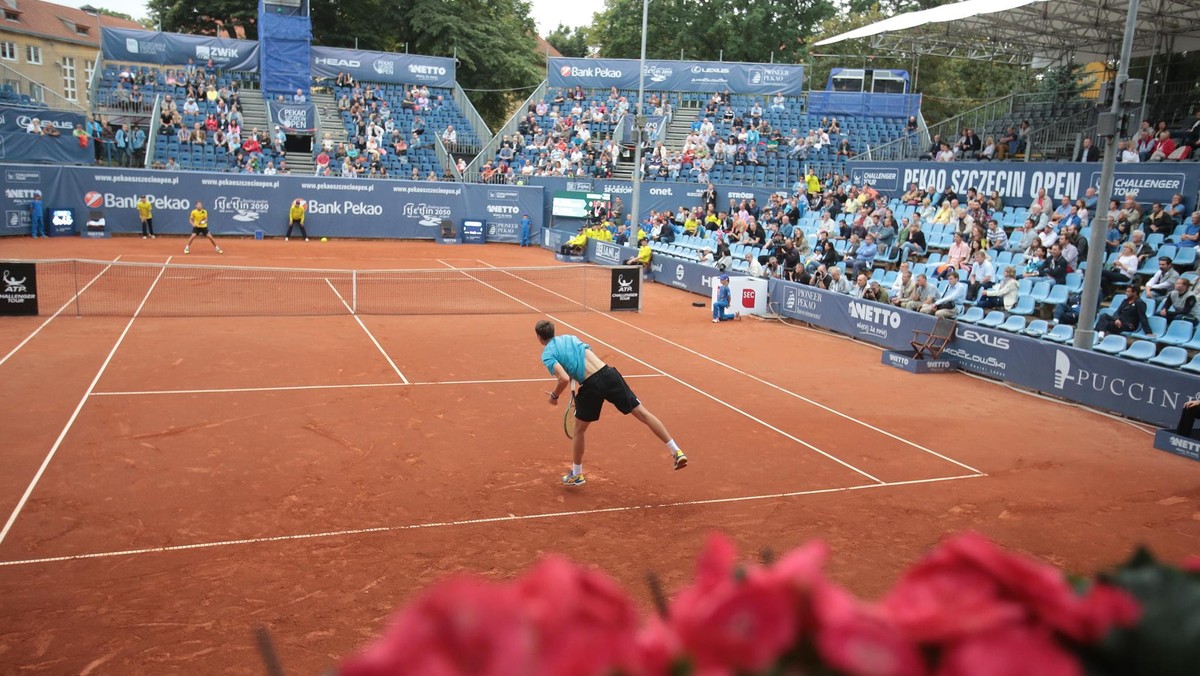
289, 204, 306, 223
806, 175, 821, 194
683, 217, 699, 234
190, 208, 208, 228
636, 245, 652, 264
136, 200, 152, 220
933, 205, 953, 225
567, 233, 587, 247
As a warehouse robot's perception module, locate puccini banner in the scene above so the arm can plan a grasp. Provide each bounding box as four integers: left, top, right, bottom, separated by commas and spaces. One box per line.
548, 58, 804, 96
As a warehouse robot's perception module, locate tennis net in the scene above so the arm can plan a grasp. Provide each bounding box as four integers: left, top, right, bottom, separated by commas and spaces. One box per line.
12, 259, 625, 317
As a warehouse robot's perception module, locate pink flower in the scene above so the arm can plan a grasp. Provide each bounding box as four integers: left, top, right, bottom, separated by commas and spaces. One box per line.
515, 555, 641, 676
669, 534, 800, 671
1073, 583, 1140, 643
1183, 555, 1200, 573
340, 576, 535, 676
814, 583, 928, 676
633, 616, 683, 676
883, 550, 1027, 643
937, 625, 1082, 676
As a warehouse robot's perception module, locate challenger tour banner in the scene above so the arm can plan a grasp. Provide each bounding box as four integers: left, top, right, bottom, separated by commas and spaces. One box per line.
849, 161, 1200, 207
548, 58, 804, 96
310, 47, 456, 88
101, 27, 260, 71
0, 165, 542, 240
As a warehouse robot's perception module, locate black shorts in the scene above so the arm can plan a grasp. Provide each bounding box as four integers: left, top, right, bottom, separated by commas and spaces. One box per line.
192, 226, 209, 235
575, 365, 640, 422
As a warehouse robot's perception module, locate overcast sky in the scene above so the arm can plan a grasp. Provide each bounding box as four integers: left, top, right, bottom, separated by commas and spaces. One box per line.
56, 0, 604, 35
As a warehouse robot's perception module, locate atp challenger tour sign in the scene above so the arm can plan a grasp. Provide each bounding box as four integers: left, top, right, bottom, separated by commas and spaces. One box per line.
1, 262, 37, 315
609, 266, 641, 311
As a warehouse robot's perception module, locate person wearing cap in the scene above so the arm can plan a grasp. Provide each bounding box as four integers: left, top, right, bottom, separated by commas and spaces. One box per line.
624, 237, 652, 270
285, 199, 309, 241
29, 191, 45, 238
136, 194, 155, 239
712, 273, 741, 323
272, 126, 286, 154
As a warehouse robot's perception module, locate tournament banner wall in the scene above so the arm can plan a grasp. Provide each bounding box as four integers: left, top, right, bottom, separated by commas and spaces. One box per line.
524, 176, 787, 223
548, 58, 805, 96
806, 92, 921, 119
0, 165, 543, 240
101, 27, 260, 72
0, 106, 90, 165
849, 161, 1200, 207
310, 47, 455, 89
266, 101, 316, 133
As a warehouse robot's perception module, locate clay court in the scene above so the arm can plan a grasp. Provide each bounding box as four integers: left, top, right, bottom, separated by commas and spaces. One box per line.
0, 237, 1197, 674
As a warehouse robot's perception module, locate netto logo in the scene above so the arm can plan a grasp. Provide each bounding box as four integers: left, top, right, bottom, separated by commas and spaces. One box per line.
487, 204, 519, 215
3, 270, 27, 293
847, 301, 901, 328
958, 328, 1009, 350
214, 196, 269, 222
408, 64, 447, 76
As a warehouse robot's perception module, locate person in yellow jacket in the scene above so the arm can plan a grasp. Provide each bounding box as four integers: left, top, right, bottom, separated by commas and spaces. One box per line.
624, 237, 652, 269
805, 170, 821, 195
136, 194, 155, 239
285, 198, 309, 241
561, 226, 588, 255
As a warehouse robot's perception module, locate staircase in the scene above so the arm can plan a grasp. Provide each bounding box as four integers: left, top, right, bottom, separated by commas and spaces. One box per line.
311, 89, 347, 148
614, 113, 693, 181
238, 95, 272, 142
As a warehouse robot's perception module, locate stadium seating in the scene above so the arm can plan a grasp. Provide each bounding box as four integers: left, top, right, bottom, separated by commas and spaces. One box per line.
1149, 346, 1189, 368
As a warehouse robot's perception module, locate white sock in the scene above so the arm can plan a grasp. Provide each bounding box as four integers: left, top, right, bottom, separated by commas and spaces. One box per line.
666, 440, 680, 452
572, 463, 583, 475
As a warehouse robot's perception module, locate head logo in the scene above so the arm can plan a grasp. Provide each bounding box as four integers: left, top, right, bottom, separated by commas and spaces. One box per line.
1054, 350, 1072, 390
675, 264, 685, 282
3, 270, 26, 293
84, 192, 103, 209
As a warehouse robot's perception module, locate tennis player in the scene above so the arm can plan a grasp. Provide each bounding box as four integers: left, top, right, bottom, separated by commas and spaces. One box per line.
183, 200, 222, 254
285, 198, 309, 241
536, 319, 686, 486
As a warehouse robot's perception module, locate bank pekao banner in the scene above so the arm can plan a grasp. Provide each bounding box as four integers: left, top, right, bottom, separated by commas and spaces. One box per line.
548, 58, 804, 96
1, 165, 543, 240
310, 47, 455, 89
101, 27, 260, 71
849, 161, 1200, 207
0, 262, 37, 315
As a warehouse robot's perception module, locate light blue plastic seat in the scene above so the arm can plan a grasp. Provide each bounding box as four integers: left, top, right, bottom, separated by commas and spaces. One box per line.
1157, 320, 1197, 346
1023, 319, 1049, 337
978, 311, 1005, 328
958, 306, 986, 323
1148, 346, 1188, 368
1118, 340, 1157, 361
997, 315, 1027, 332
1094, 334, 1128, 355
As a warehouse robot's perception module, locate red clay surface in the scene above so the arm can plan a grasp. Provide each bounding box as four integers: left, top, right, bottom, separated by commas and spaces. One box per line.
0, 236, 1198, 674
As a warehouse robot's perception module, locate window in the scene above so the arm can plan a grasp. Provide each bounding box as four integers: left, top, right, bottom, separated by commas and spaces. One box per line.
62, 56, 76, 101
0, 41, 15, 61
4, 10, 20, 22
85, 59, 95, 90
28, 82, 44, 103
25, 45, 41, 65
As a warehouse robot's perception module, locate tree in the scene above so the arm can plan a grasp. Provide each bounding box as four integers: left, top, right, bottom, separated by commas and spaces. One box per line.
545, 23, 588, 58
147, 0, 258, 37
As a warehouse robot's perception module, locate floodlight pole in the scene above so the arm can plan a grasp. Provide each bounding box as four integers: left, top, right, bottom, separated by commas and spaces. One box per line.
629, 0, 649, 235
1074, 0, 1141, 349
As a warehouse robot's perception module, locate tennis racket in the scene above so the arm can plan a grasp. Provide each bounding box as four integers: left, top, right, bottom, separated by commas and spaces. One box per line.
563, 382, 577, 439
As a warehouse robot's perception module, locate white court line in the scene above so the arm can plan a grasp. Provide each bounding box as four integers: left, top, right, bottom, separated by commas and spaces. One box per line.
324, 277, 409, 384
0, 473, 984, 568
438, 261, 884, 484
477, 260, 986, 478
0, 257, 172, 548
0, 255, 122, 370
90, 374, 665, 397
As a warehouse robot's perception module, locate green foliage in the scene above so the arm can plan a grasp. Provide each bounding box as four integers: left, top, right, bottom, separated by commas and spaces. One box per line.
590, 0, 835, 64
147, 0, 258, 37
1037, 62, 1091, 108
546, 23, 589, 58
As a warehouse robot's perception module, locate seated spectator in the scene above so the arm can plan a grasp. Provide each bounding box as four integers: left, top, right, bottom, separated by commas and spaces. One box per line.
294, 88, 307, 103
1100, 242, 1139, 296
1159, 278, 1199, 324
1095, 285, 1151, 336
902, 273, 937, 312
1168, 194, 1188, 222
849, 274, 870, 299
826, 266, 852, 294
978, 266, 1019, 310
926, 269, 966, 318
1176, 211, 1200, 248
966, 251, 995, 301
850, 234, 878, 277
1149, 131, 1176, 161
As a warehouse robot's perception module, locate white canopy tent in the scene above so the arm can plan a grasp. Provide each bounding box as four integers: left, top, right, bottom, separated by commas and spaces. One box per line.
814, 0, 1200, 66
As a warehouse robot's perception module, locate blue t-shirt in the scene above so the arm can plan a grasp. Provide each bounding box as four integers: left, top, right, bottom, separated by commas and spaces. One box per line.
716, 284, 731, 305
541, 335, 589, 383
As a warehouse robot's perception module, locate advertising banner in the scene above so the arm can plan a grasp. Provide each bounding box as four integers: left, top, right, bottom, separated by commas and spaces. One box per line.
101, 27, 260, 71
0, 165, 543, 240
310, 46, 456, 88
849, 161, 1200, 206
1, 166, 45, 235
609, 266, 641, 311
525, 176, 786, 224
548, 58, 804, 96
0, 261, 37, 315
0, 106, 90, 165
266, 101, 316, 133
807, 91, 921, 119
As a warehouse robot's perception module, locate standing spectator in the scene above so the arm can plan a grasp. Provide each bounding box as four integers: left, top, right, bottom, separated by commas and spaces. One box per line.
114, 124, 130, 167
29, 191, 45, 238
519, 214, 532, 247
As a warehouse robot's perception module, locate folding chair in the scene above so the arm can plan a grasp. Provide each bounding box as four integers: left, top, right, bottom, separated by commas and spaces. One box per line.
910, 317, 957, 359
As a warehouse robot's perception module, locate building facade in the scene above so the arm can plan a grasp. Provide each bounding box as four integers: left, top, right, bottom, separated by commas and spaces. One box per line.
0, 0, 141, 108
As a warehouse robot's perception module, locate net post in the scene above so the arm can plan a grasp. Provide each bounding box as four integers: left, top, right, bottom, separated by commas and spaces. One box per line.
72, 260, 81, 318
351, 270, 357, 314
